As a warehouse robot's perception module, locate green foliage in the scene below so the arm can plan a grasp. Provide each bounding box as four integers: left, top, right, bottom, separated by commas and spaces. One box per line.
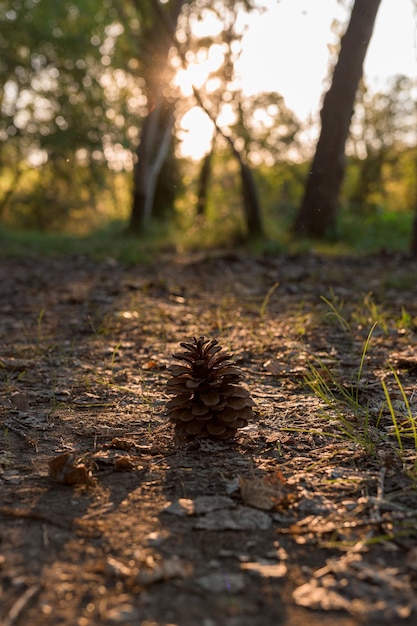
0, 0, 176, 231
337, 206, 414, 253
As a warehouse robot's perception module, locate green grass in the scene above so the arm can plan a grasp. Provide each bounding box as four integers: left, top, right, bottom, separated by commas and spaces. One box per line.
0, 204, 414, 263
301, 299, 417, 475
0, 221, 175, 264
303, 323, 378, 453
337, 207, 414, 253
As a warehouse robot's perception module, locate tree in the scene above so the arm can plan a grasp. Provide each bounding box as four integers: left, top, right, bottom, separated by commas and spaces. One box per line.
127, 0, 187, 234
130, 0, 265, 238
293, 0, 381, 238
347, 76, 417, 214
0, 1, 138, 229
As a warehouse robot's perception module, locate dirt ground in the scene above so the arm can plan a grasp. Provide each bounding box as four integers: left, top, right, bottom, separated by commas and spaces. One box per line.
1, 250, 417, 626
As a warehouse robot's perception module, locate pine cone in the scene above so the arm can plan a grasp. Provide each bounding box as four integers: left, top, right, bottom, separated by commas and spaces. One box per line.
166, 336, 255, 439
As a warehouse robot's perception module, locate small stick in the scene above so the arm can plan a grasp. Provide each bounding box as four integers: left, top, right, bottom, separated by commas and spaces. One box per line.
3, 584, 40, 626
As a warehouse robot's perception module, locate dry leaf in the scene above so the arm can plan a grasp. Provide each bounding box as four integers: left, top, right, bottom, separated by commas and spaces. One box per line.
105, 437, 136, 451
91, 449, 143, 472
239, 472, 297, 511
164, 496, 234, 517
114, 456, 138, 471
48, 452, 95, 486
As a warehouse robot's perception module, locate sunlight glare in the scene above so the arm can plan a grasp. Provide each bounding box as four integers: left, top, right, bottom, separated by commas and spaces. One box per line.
173, 43, 225, 97
175, 0, 417, 161
177, 107, 214, 161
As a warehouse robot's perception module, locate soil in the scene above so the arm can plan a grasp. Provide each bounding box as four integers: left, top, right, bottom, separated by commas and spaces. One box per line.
1, 250, 417, 626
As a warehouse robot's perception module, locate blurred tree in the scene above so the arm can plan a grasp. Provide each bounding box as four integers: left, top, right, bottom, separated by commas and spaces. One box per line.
0, 0, 138, 229
134, 0, 266, 238
127, 0, 187, 234
196, 150, 213, 216
293, 0, 381, 238
231, 92, 301, 166
342, 74, 417, 258
347, 76, 417, 214
196, 0, 265, 238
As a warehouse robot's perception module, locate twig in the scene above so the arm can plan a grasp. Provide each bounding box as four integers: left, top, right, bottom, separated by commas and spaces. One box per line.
2, 584, 41, 626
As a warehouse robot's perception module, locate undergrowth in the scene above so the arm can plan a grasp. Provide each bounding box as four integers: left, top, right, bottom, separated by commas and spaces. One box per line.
300, 298, 417, 476
0, 204, 414, 264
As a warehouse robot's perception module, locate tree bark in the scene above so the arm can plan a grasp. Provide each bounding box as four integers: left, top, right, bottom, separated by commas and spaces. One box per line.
293, 0, 381, 238
240, 162, 263, 237
129, 98, 174, 233
196, 150, 213, 217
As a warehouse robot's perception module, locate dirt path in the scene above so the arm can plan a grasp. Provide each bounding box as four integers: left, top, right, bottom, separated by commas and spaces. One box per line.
1, 251, 416, 625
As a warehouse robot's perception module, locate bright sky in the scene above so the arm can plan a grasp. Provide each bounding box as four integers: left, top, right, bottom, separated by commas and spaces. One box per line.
178, 0, 417, 160
240, 0, 417, 118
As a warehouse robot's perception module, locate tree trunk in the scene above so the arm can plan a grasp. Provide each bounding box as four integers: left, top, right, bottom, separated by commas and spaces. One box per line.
129, 97, 174, 234
196, 150, 213, 217
293, 0, 381, 238
240, 162, 263, 237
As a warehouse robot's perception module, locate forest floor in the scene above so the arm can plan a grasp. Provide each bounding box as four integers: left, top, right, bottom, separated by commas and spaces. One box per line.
1, 250, 417, 626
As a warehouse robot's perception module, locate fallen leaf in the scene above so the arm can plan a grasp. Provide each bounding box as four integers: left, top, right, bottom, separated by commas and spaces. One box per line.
48, 452, 95, 486
239, 472, 297, 511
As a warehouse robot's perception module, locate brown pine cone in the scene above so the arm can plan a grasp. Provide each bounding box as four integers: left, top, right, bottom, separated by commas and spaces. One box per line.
166, 336, 255, 439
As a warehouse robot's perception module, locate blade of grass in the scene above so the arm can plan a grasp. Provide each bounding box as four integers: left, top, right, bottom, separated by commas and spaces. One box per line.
320, 294, 351, 333
259, 282, 279, 319
389, 364, 417, 451
356, 321, 378, 403
381, 378, 404, 455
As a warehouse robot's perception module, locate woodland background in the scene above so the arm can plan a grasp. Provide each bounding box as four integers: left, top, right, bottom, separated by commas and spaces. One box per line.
1, 0, 417, 258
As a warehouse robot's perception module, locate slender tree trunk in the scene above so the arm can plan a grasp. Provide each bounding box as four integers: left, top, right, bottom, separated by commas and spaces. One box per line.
129, 98, 174, 234
147, 0, 263, 240
293, 0, 381, 238
240, 162, 263, 237
196, 151, 213, 216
